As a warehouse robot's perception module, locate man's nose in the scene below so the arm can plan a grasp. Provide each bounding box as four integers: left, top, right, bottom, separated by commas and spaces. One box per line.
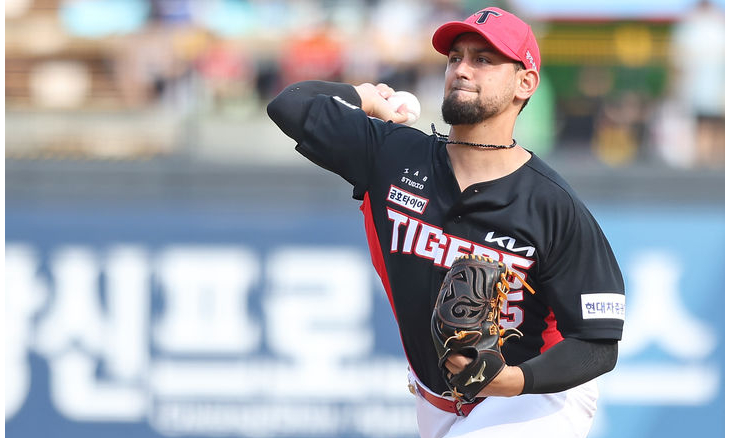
452, 60, 473, 79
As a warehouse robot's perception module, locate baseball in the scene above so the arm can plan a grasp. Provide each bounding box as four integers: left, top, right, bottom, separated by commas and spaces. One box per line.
387, 90, 421, 126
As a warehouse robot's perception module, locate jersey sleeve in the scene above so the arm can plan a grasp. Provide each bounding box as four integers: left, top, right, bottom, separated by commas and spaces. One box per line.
267, 80, 395, 200
539, 199, 625, 341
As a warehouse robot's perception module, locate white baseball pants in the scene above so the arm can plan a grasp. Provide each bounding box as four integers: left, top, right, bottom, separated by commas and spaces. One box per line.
408, 371, 599, 438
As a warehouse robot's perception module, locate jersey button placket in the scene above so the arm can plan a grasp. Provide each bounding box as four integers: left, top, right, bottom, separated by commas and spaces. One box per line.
453, 188, 478, 223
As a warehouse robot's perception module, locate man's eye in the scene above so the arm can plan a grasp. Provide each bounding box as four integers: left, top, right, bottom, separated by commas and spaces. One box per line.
477, 57, 490, 64
448, 56, 461, 63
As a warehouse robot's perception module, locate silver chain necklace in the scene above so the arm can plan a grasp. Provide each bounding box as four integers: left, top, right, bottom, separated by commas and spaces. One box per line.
431, 124, 517, 149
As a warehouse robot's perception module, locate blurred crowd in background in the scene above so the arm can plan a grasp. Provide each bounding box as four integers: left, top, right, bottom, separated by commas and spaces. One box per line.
5, 0, 725, 169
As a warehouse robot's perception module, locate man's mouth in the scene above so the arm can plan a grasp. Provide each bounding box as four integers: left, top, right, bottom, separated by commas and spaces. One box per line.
449, 81, 478, 94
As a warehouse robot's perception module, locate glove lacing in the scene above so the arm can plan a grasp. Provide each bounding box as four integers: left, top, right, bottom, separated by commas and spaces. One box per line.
443, 256, 536, 349
438, 255, 537, 400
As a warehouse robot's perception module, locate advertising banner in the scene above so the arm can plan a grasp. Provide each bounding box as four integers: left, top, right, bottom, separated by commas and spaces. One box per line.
5, 199, 724, 438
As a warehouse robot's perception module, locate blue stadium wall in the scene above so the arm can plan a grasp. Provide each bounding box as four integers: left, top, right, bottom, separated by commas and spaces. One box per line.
5, 161, 724, 438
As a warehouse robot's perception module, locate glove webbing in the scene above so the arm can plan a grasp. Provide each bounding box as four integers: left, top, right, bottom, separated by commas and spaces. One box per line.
444, 255, 536, 350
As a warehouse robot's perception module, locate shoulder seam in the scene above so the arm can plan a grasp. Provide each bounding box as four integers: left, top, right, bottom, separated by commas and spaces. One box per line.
524, 160, 574, 200
524, 160, 580, 262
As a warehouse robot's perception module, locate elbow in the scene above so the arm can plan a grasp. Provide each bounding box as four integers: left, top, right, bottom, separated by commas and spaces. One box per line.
266, 80, 312, 121
266, 86, 307, 142
600, 341, 619, 375
266, 93, 287, 126
606, 341, 618, 372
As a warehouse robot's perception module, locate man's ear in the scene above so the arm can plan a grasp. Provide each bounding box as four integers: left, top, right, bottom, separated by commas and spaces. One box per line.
516, 69, 539, 101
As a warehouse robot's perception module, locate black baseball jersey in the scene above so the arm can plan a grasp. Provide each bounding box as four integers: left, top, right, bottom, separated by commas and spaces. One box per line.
268, 82, 625, 395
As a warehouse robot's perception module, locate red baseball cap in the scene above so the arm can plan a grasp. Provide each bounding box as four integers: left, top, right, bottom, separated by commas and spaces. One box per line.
432, 7, 541, 72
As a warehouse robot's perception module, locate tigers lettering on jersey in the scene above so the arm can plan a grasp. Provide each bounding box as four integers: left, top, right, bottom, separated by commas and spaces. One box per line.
386, 207, 534, 273
387, 207, 535, 329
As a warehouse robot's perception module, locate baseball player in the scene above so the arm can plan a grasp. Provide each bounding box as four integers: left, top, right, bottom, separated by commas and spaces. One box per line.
267, 7, 624, 438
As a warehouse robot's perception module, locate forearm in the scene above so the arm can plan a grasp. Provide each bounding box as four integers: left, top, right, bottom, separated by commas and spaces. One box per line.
449, 338, 618, 397
266, 80, 362, 142
267, 81, 409, 144
518, 338, 618, 394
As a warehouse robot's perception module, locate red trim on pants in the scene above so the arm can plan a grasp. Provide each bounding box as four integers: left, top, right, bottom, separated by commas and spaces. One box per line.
412, 380, 484, 417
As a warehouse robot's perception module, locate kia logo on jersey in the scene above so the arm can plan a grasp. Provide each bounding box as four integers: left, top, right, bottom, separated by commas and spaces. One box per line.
484, 231, 535, 257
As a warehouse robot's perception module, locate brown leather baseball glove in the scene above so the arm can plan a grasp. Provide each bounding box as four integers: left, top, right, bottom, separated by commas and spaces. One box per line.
431, 254, 535, 402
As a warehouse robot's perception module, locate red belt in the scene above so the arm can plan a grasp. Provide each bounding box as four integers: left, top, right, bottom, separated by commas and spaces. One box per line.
410, 381, 484, 416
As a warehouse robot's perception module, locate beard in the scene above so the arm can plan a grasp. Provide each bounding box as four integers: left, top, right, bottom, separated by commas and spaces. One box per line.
441, 85, 512, 125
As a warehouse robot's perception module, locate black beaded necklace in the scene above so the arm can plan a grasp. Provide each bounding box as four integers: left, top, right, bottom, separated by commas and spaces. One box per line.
431, 123, 517, 149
